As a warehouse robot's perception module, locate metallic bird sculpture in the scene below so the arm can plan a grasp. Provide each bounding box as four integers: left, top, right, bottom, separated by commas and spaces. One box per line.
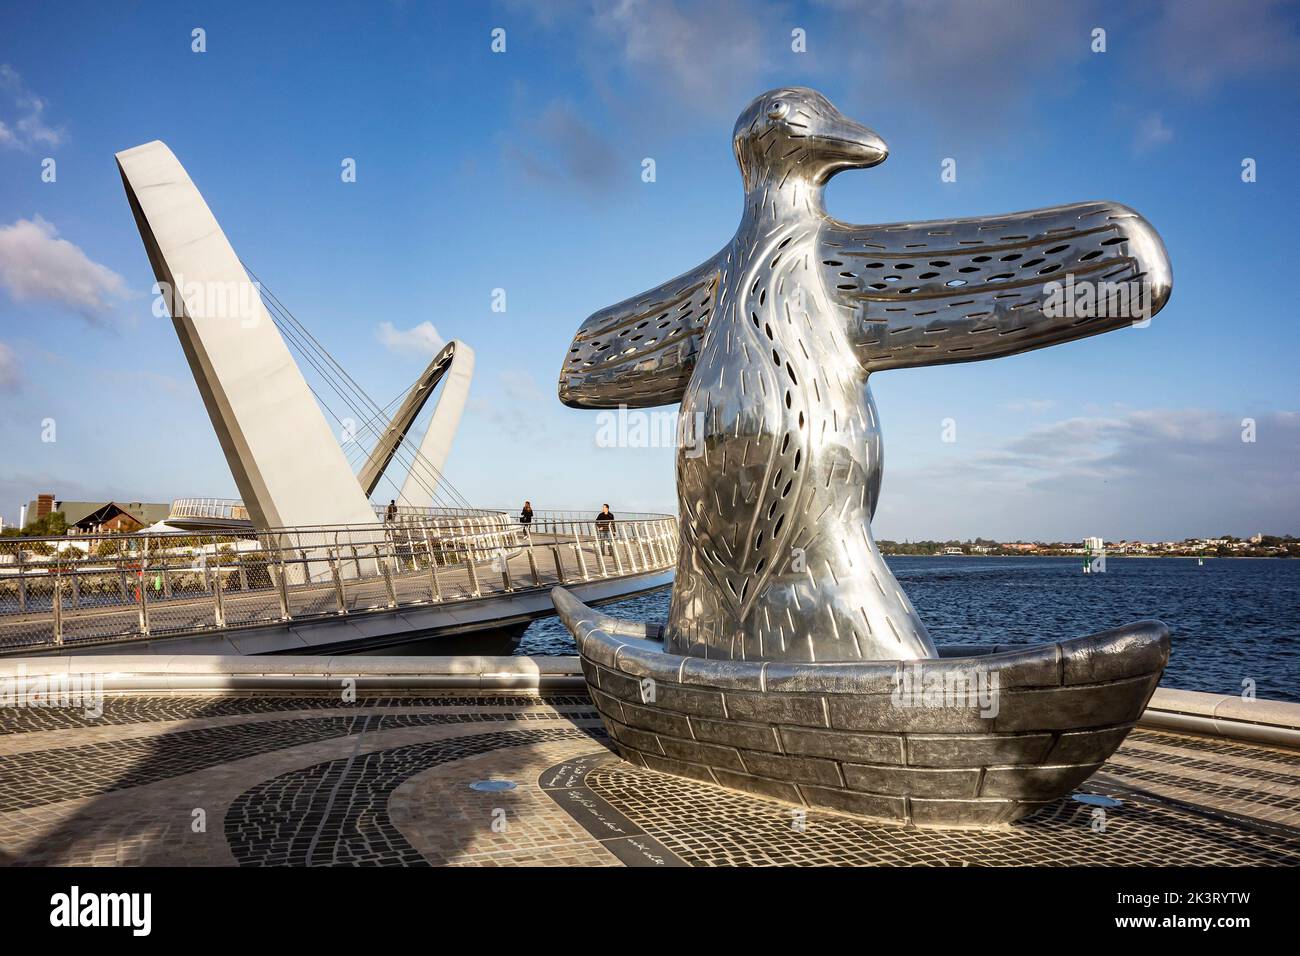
559, 87, 1171, 664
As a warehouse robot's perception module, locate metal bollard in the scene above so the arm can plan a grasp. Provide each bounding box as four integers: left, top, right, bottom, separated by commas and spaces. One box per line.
275, 556, 291, 620
212, 557, 225, 629
330, 548, 347, 615
372, 546, 395, 607
423, 530, 442, 601
634, 527, 650, 570
138, 569, 150, 637
467, 551, 482, 597
526, 541, 541, 587
52, 579, 63, 646
16, 550, 26, 613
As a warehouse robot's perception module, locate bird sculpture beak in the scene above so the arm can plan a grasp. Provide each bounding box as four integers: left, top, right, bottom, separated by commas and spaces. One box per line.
813, 111, 889, 179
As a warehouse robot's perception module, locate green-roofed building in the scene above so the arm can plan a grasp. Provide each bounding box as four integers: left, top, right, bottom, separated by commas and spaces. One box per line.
24, 493, 171, 534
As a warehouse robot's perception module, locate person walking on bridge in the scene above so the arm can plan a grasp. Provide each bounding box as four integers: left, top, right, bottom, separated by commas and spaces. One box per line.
520, 500, 534, 536
595, 504, 616, 557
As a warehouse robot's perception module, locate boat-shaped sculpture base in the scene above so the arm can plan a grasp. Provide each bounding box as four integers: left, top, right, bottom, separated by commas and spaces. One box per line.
552, 588, 1169, 829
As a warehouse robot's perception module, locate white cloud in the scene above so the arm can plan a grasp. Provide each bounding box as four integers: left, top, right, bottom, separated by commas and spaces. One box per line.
0, 216, 128, 322
467, 369, 555, 444
820, 0, 1093, 132
1134, 112, 1174, 153
376, 320, 445, 356
503, 99, 620, 191
0, 64, 65, 150
0, 341, 20, 392
589, 0, 774, 110
512, 0, 779, 117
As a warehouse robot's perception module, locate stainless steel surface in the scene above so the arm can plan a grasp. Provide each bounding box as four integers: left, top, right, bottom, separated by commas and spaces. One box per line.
0, 511, 677, 652
553, 586, 1170, 828
559, 87, 1172, 663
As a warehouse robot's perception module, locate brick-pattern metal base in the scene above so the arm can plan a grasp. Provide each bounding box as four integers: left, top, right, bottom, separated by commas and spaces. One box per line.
553, 587, 1169, 828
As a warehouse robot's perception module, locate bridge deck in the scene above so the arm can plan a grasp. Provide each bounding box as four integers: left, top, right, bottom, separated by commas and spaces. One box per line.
0, 533, 667, 653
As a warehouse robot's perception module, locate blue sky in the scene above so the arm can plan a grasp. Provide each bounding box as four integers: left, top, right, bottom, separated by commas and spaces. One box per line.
1, 0, 1297, 540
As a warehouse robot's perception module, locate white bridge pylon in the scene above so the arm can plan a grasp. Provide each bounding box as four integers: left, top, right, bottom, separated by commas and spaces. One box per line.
117, 141, 472, 528
357, 339, 474, 509
117, 141, 377, 531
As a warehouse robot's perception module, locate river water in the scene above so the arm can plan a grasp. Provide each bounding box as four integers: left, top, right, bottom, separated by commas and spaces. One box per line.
512, 556, 1300, 703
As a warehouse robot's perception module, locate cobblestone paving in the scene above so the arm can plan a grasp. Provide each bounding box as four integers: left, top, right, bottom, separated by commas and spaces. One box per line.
0, 711, 597, 812
1126, 727, 1300, 769
0, 694, 1295, 866
0, 694, 592, 734
225, 727, 603, 866
578, 758, 1300, 866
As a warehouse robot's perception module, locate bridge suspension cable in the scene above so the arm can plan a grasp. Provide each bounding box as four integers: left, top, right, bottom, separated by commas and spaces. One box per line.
241, 264, 473, 511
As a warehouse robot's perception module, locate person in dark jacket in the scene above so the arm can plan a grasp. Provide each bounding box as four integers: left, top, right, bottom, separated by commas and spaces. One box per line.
519, 500, 534, 535
385, 499, 398, 522
595, 504, 615, 556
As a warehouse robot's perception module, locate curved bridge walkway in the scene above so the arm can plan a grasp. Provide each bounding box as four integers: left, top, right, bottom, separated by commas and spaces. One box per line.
0, 514, 678, 654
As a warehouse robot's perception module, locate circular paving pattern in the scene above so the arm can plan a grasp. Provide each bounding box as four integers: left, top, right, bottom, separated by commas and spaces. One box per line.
0, 693, 1296, 866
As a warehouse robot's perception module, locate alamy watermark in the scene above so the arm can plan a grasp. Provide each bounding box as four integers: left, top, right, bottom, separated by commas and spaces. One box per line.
595, 405, 706, 458
152, 274, 264, 327
1, 663, 104, 718
50, 886, 150, 936
892, 663, 1000, 718
1043, 274, 1156, 327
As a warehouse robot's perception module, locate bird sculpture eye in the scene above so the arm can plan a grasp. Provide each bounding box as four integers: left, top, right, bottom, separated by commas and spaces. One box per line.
767, 101, 789, 120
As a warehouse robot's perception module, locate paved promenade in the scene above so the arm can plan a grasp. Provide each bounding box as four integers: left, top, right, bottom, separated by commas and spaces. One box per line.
1, 688, 1296, 866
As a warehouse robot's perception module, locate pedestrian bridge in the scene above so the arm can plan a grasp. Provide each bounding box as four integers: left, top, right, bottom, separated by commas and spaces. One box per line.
0, 510, 677, 656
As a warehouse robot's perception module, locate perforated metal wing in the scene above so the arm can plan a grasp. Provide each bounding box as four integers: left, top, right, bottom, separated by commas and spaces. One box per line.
558, 250, 726, 408
818, 201, 1172, 372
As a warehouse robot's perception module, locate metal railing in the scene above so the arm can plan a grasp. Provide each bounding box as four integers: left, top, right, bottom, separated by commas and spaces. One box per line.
168, 498, 251, 521
0, 511, 678, 652
169, 497, 515, 527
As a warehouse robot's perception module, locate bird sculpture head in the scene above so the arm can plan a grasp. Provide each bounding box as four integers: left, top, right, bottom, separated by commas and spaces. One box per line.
732, 87, 888, 192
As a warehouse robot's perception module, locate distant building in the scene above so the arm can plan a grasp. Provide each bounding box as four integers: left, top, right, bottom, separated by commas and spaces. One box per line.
23, 493, 171, 534
1083, 536, 1104, 552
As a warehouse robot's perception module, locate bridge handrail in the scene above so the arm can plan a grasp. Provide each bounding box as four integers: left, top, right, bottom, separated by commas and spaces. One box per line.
169, 497, 517, 523
0, 512, 678, 652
